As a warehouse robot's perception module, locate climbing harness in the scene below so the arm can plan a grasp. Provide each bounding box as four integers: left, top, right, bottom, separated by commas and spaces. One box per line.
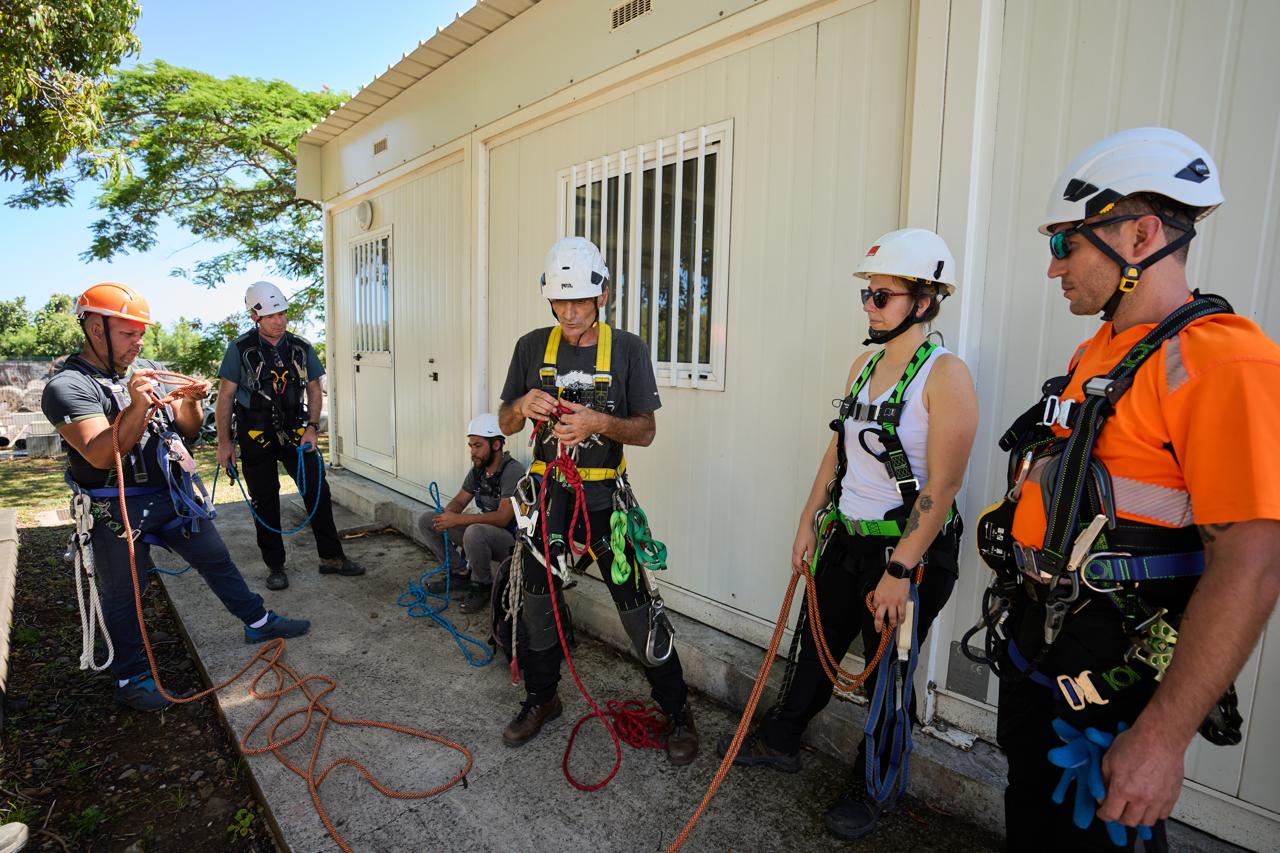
968, 294, 1244, 745
232, 329, 313, 447
89, 370, 473, 853
224, 442, 325, 536
1046, 718, 1154, 847
396, 481, 495, 667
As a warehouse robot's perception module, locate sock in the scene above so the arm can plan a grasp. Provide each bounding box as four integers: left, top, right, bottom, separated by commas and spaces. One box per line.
118, 678, 131, 687
249, 612, 273, 629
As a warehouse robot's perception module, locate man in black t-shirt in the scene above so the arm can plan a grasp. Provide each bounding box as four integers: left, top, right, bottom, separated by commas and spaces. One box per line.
416, 413, 525, 614
42, 283, 310, 713
496, 237, 698, 765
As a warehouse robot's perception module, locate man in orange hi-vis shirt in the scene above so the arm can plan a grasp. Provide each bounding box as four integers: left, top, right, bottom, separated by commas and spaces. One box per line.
970, 128, 1280, 852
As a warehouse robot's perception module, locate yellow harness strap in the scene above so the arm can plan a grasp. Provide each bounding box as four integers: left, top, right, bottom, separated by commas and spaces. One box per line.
529, 457, 627, 481
537, 322, 624, 479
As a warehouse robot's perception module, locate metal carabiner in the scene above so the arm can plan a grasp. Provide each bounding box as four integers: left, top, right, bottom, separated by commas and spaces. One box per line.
1078, 550, 1131, 595
644, 596, 675, 666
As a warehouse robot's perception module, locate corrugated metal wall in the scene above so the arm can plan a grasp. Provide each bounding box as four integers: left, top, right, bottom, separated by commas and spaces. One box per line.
486, 0, 912, 643
948, 0, 1280, 812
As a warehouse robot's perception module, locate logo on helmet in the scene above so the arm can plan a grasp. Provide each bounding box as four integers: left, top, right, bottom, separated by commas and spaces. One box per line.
1175, 158, 1211, 184
1063, 178, 1100, 202
866, 245, 880, 256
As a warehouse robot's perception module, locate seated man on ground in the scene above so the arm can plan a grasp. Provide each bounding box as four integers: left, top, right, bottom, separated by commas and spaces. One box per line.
415, 413, 524, 613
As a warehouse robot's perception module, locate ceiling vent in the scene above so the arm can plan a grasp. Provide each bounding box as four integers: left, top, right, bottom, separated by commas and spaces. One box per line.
372, 137, 388, 155
611, 0, 651, 31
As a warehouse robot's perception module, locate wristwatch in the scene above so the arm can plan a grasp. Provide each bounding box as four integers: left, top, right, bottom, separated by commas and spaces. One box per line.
885, 559, 914, 580
307, 421, 320, 430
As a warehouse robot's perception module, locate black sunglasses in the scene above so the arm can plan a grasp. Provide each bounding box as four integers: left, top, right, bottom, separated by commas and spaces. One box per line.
860, 288, 913, 310
1048, 214, 1142, 260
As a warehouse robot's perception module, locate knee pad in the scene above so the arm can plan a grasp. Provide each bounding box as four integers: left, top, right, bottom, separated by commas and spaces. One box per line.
520, 590, 560, 653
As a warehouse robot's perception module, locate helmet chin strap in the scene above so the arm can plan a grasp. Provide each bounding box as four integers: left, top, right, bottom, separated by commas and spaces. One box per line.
1079, 222, 1196, 322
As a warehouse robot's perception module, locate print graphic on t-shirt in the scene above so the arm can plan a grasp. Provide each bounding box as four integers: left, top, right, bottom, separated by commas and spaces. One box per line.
555, 369, 616, 412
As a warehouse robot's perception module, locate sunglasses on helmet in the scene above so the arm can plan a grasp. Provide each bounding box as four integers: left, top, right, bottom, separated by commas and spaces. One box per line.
860, 288, 913, 310
1048, 214, 1142, 260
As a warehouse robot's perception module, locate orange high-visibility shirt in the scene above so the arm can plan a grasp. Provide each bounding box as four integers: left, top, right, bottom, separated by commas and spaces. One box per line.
1012, 309, 1280, 548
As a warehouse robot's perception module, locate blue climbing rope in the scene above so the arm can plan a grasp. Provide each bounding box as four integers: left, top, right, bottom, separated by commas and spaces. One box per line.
865, 583, 921, 805
395, 481, 494, 667
224, 443, 324, 536
1048, 718, 1154, 847
148, 563, 191, 576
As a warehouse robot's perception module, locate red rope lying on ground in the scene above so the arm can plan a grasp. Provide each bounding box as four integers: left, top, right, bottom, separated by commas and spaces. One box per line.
111, 369, 474, 852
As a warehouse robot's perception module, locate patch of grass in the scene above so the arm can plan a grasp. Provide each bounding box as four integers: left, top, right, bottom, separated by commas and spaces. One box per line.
225, 807, 255, 839
68, 804, 105, 839
0, 800, 38, 826
168, 787, 191, 812
13, 625, 39, 645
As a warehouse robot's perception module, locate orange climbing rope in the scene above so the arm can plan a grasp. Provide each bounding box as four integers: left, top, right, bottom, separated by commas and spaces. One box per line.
108, 369, 473, 853
666, 549, 916, 851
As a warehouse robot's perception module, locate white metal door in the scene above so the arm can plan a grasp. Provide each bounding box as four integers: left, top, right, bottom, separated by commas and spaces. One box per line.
350, 228, 396, 473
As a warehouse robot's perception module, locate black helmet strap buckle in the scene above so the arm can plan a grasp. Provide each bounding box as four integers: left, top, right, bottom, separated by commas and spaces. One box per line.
1079, 219, 1196, 321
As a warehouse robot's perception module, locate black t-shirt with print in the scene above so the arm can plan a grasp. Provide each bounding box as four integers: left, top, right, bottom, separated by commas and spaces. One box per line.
500, 326, 660, 510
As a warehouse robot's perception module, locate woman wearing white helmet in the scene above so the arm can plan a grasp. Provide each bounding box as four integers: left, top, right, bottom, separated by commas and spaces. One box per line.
718, 228, 978, 841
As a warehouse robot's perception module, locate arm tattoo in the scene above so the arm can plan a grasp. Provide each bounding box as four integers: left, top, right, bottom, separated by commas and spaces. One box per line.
1198, 522, 1234, 545
903, 506, 922, 538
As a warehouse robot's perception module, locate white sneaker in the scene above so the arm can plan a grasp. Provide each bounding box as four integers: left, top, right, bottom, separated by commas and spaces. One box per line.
0, 822, 29, 853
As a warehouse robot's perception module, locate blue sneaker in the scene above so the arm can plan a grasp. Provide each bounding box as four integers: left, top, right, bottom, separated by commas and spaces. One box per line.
244, 610, 311, 643
115, 673, 171, 712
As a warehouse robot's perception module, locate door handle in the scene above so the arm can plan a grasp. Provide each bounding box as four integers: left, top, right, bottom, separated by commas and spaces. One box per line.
354, 353, 363, 361
430, 372, 439, 382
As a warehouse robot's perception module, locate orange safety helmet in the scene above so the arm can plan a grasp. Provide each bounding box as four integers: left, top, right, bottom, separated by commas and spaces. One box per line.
74, 282, 157, 326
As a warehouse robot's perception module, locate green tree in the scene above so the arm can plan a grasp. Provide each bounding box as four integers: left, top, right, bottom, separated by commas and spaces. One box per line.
9, 61, 345, 321
0, 293, 81, 357
0, 0, 140, 182
142, 314, 241, 378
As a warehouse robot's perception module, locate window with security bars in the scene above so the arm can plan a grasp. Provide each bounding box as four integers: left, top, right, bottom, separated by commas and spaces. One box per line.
351, 231, 391, 352
557, 120, 733, 389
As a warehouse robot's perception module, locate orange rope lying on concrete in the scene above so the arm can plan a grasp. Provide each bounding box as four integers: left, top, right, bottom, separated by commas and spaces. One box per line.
110, 370, 473, 852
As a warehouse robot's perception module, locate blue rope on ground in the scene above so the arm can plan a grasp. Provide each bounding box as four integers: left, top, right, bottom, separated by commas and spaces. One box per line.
396, 481, 494, 667
224, 443, 324, 536
148, 564, 191, 576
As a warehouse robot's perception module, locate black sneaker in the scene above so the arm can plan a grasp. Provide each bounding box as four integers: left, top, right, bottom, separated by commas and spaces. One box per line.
458, 583, 491, 614
115, 673, 171, 712
715, 730, 802, 773
427, 573, 469, 595
319, 557, 365, 576
824, 792, 881, 841
265, 566, 288, 590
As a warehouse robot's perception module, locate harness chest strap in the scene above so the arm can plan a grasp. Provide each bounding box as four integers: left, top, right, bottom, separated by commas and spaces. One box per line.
537, 322, 625, 479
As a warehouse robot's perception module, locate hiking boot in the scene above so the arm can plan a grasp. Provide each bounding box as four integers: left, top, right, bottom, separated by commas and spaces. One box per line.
265, 565, 288, 591
502, 695, 563, 747
665, 703, 700, 766
824, 792, 881, 841
458, 583, 492, 614
115, 673, 171, 712
427, 573, 469, 595
244, 611, 311, 643
319, 556, 365, 576
715, 730, 802, 773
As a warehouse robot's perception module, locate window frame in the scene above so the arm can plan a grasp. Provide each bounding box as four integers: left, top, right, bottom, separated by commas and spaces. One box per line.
349, 225, 394, 356
556, 119, 733, 391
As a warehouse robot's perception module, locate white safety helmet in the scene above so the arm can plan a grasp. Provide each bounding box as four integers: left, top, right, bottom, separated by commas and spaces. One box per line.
854, 228, 957, 295
245, 280, 289, 317
540, 237, 609, 300
466, 413, 503, 439
1039, 127, 1224, 234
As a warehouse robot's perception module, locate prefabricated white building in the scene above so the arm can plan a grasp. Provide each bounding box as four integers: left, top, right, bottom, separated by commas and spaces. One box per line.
297, 0, 1280, 845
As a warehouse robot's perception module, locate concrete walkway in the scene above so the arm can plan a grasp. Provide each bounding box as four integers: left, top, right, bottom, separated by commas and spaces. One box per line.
158, 496, 1001, 852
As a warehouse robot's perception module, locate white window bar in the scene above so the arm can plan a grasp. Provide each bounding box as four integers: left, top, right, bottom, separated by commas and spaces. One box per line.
649, 137, 662, 369
357, 241, 367, 352
615, 148, 626, 329
669, 131, 684, 388
584, 159, 592, 242
629, 143, 643, 339
691, 126, 706, 389
600, 154, 609, 312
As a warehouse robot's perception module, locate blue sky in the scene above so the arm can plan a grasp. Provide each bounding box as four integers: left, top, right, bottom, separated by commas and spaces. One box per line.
0, 0, 469, 334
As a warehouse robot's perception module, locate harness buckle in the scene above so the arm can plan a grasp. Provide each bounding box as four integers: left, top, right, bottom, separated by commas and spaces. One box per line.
1127, 610, 1178, 681
1078, 550, 1132, 593
1056, 670, 1110, 711
1039, 395, 1074, 429
894, 477, 920, 497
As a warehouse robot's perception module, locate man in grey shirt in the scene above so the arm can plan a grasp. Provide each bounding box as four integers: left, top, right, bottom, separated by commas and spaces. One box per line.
416, 413, 524, 613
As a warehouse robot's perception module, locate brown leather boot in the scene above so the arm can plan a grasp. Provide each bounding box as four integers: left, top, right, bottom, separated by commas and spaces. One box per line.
665, 703, 699, 766
502, 694, 563, 747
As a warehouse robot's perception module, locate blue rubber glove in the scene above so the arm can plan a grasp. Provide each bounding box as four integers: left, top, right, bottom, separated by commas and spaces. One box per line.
1047, 718, 1154, 847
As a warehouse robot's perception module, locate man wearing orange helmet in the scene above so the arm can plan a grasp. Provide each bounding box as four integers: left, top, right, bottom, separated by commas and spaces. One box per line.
41, 283, 311, 712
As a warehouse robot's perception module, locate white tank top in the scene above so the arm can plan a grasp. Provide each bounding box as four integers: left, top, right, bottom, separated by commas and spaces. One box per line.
838, 345, 948, 521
